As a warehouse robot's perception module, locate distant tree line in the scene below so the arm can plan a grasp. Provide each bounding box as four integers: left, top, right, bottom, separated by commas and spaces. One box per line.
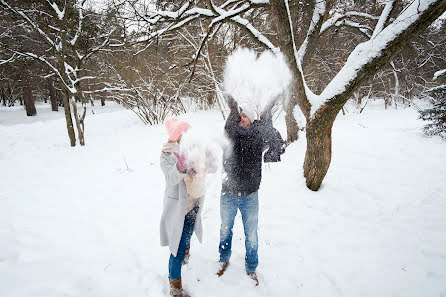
1, 0, 445, 190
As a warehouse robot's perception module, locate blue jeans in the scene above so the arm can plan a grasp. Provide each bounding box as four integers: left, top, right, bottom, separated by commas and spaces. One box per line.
168, 207, 197, 281
219, 191, 259, 272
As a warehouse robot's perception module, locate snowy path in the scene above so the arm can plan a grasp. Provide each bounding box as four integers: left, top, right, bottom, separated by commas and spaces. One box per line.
1, 102, 445, 297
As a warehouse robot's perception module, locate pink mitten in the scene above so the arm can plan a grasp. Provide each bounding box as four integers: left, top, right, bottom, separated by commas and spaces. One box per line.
173, 152, 187, 172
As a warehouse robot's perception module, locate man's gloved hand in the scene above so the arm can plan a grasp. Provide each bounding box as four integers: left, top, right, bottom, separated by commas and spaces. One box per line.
225, 94, 241, 121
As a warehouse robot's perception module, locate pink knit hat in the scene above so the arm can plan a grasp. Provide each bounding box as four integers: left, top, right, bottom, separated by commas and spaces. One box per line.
164, 117, 191, 142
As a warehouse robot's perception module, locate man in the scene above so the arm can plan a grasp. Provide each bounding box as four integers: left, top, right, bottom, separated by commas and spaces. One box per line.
217, 95, 285, 286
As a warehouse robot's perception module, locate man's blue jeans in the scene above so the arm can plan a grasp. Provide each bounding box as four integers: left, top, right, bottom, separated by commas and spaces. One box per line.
219, 191, 259, 272
168, 207, 197, 281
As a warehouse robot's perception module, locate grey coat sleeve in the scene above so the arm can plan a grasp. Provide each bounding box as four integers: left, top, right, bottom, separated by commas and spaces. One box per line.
160, 152, 186, 185
263, 127, 285, 162
259, 98, 285, 162
258, 119, 285, 163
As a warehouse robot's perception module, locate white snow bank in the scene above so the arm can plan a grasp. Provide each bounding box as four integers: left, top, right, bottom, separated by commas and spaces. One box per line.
1, 101, 446, 297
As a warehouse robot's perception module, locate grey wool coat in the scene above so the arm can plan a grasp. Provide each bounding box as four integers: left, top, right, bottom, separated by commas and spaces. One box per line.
159, 152, 204, 257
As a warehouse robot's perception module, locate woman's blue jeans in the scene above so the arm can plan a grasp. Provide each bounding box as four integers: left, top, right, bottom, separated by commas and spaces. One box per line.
219, 191, 259, 272
168, 207, 197, 281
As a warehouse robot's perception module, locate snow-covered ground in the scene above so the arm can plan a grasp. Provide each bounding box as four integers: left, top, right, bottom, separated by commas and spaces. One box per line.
1, 101, 445, 297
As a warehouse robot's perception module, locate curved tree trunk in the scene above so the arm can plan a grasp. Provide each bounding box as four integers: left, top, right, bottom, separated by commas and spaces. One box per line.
61, 87, 76, 146
304, 121, 333, 191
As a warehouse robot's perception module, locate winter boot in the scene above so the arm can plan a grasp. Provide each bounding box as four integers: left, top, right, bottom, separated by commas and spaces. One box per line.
169, 278, 191, 297
183, 247, 190, 265
216, 261, 229, 277
247, 271, 259, 286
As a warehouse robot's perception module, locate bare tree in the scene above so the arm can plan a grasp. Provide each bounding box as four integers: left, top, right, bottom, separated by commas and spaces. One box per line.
0, 0, 119, 146
123, 0, 446, 191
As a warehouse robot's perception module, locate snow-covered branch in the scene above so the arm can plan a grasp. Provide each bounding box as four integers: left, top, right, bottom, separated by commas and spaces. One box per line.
83, 86, 133, 94
230, 15, 279, 53
136, 14, 200, 42
321, 10, 380, 34
372, 0, 396, 38
133, 0, 272, 53
0, 53, 16, 65
335, 19, 373, 38
296, 0, 326, 66
311, 0, 445, 117
82, 27, 117, 61
12, 50, 75, 93
46, 0, 65, 20
1, 0, 56, 49
434, 69, 446, 80
70, 2, 84, 46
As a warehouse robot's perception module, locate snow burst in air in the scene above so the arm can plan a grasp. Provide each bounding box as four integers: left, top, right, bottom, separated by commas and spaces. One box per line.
223, 47, 291, 119
179, 125, 222, 172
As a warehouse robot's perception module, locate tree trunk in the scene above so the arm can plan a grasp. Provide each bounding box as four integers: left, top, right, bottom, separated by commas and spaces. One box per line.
72, 94, 85, 146
23, 85, 37, 116
61, 88, 76, 146
6, 86, 13, 106
304, 121, 333, 191
285, 93, 299, 143
270, 0, 309, 143
58, 90, 64, 107
49, 80, 58, 111
101, 96, 105, 106
1, 88, 6, 106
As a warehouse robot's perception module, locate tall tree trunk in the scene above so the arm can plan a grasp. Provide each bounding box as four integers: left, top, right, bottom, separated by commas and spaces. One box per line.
49, 79, 58, 111
270, 0, 309, 144
58, 90, 63, 107
285, 91, 299, 144
304, 121, 333, 191
61, 88, 76, 146
72, 94, 85, 146
6, 86, 13, 106
1, 88, 6, 106
23, 85, 37, 116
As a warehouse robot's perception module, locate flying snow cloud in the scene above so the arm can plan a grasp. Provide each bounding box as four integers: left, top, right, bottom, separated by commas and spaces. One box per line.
179, 126, 222, 174
223, 47, 292, 119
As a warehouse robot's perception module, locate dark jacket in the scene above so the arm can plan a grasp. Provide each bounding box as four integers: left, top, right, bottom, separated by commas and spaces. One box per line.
222, 114, 285, 195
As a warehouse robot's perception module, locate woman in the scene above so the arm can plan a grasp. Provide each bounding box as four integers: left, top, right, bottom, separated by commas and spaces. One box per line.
160, 117, 215, 297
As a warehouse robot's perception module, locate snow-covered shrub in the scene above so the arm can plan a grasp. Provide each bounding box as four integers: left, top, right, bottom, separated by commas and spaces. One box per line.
419, 97, 446, 139
419, 69, 446, 139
